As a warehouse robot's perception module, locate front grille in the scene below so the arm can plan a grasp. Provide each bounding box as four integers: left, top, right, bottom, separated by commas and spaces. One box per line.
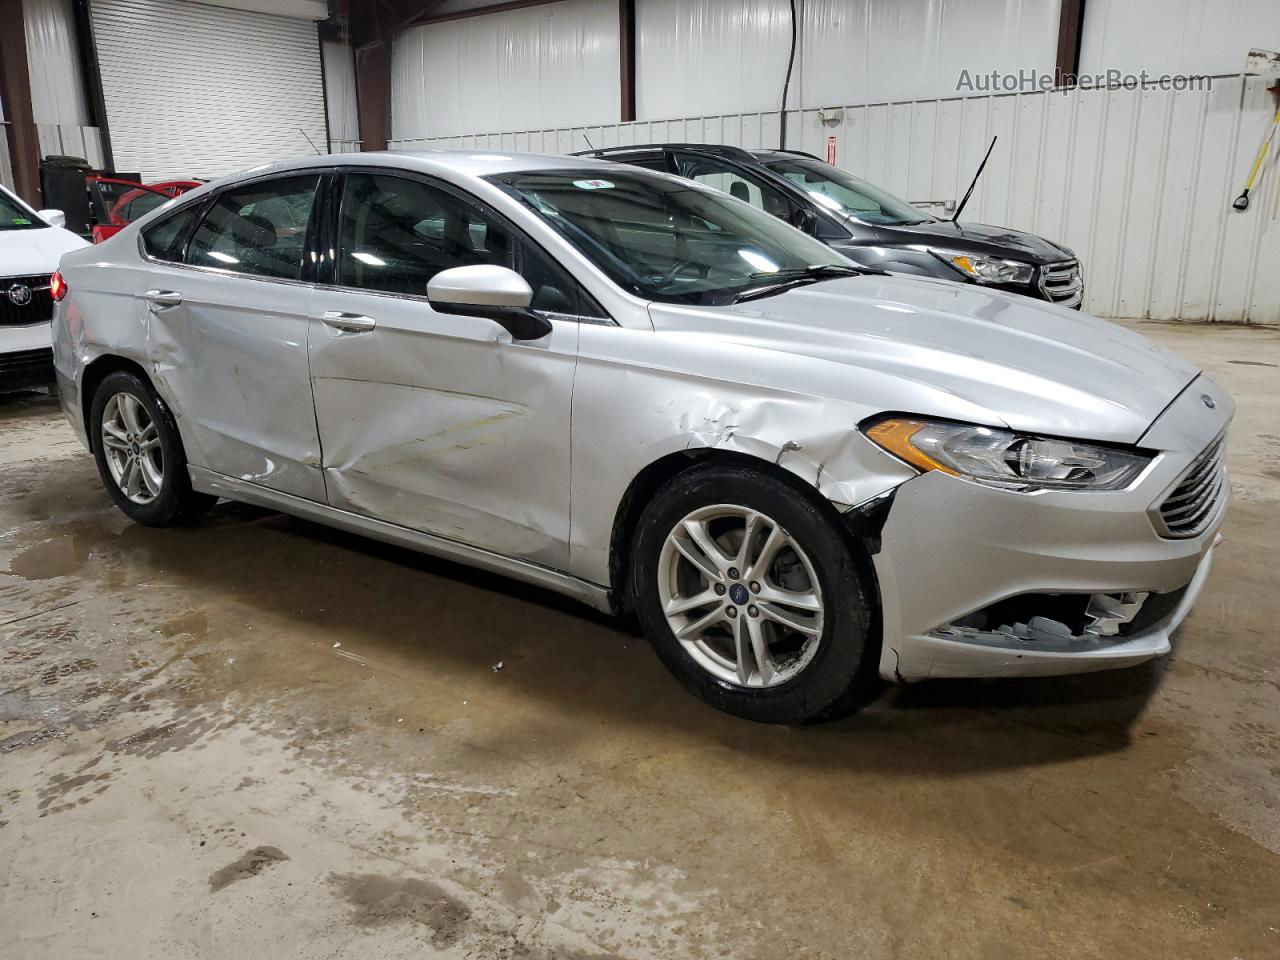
1038, 259, 1083, 309
1155, 435, 1227, 539
0, 347, 55, 391
0, 274, 54, 328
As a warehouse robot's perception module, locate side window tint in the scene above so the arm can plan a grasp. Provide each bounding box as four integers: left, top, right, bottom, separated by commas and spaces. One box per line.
338, 173, 516, 295
338, 172, 585, 316
141, 204, 203, 262
674, 154, 792, 221
186, 176, 320, 280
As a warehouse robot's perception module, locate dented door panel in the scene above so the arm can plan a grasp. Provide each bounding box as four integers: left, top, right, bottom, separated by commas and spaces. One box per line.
144, 267, 325, 501
308, 288, 579, 568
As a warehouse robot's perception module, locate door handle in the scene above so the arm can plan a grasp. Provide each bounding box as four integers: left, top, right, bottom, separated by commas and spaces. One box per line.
321, 310, 376, 333
143, 289, 182, 308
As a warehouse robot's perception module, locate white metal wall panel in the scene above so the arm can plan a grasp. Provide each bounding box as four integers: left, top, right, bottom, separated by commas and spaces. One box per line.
322, 41, 359, 153
91, 0, 327, 180
634, 0, 1061, 119
802, 0, 1061, 107
23, 0, 90, 126
390, 0, 619, 143
1080, 0, 1280, 78
636, 0, 793, 121
394, 76, 1280, 324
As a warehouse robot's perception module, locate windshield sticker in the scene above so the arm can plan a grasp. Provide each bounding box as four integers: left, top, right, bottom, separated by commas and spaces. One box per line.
573, 179, 614, 190
11, 218, 31, 225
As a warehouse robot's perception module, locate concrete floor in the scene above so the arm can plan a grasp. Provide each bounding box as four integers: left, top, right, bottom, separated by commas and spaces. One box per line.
1, 320, 1279, 959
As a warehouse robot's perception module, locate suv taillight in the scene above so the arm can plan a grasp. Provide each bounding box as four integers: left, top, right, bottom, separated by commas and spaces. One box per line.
50, 271, 67, 302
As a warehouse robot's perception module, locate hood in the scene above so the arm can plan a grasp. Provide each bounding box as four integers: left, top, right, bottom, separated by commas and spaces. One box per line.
871, 219, 1072, 264
646, 274, 1198, 445
0, 225, 89, 277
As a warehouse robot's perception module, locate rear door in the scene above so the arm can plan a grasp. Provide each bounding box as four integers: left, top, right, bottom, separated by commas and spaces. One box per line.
307, 169, 589, 569
138, 173, 327, 501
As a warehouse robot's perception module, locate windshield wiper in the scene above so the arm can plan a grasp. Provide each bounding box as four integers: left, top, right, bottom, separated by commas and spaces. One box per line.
733, 264, 865, 302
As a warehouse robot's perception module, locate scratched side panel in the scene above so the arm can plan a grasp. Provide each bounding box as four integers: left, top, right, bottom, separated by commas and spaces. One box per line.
144, 269, 325, 501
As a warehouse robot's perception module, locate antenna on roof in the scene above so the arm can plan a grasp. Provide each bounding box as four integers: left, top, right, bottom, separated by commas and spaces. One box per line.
300, 128, 323, 156
583, 133, 596, 151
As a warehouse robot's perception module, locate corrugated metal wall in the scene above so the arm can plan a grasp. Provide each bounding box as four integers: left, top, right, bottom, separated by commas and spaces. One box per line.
392, 75, 1280, 324
391, 0, 619, 143
23, 0, 89, 128
322, 40, 360, 154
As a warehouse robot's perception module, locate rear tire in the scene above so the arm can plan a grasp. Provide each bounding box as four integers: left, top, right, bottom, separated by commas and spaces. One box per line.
90, 370, 216, 526
632, 461, 874, 724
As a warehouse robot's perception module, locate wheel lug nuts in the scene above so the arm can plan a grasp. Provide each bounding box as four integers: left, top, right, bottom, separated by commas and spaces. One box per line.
748, 605, 759, 618
714, 583, 726, 596
749, 581, 760, 593
726, 606, 737, 618
728, 567, 740, 580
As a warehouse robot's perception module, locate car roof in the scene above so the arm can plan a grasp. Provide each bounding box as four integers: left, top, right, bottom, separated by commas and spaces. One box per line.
204, 150, 620, 192
572, 144, 826, 165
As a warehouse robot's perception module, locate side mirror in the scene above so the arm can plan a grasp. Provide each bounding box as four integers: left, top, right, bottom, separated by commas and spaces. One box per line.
427, 265, 553, 341
38, 209, 67, 229
791, 207, 818, 234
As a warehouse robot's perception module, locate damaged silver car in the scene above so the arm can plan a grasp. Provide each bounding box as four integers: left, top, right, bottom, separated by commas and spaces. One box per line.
51, 152, 1231, 723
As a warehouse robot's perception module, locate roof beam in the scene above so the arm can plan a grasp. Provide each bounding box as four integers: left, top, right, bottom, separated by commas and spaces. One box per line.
1055, 0, 1087, 87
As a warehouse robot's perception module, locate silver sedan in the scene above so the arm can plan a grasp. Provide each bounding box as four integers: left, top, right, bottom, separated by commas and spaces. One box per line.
50, 152, 1231, 723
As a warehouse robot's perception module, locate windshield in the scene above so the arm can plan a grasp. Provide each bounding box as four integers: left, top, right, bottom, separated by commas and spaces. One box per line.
763, 157, 929, 226
0, 190, 42, 231
486, 169, 853, 305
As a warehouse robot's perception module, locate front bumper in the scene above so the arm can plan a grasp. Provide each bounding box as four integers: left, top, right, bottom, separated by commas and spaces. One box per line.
871, 375, 1231, 681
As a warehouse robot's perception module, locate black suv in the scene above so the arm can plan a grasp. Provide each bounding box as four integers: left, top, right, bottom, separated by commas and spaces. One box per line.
575, 144, 1082, 309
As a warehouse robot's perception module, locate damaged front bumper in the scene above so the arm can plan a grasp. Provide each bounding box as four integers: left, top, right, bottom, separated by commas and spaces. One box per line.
872, 462, 1224, 680
868, 377, 1230, 681
881, 541, 1216, 679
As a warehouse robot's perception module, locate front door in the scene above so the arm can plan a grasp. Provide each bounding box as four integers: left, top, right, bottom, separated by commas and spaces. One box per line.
308, 171, 584, 569
140, 173, 326, 501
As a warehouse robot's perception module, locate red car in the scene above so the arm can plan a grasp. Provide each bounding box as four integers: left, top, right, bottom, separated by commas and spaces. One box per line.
88, 178, 202, 243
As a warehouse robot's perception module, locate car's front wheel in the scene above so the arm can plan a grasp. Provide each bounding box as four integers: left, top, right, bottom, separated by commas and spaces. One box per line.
90, 370, 215, 526
632, 462, 875, 724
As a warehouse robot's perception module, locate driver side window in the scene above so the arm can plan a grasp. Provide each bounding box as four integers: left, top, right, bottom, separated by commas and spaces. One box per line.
337, 172, 600, 317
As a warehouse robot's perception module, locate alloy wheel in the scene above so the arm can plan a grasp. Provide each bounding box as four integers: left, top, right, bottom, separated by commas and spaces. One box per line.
100, 392, 164, 505
657, 504, 825, 688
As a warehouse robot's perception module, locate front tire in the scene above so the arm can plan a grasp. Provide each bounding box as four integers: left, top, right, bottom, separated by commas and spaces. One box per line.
90, 370, 215, 526
632, 462, 874, 724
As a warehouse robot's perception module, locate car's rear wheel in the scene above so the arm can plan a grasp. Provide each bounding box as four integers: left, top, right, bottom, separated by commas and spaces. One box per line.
632, 462, 874, 724
90, 370, 215, 526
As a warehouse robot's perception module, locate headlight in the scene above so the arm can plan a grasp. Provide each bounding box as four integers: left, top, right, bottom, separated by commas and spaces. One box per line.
929, 250, 1035, 285
863, 417, 1151, 491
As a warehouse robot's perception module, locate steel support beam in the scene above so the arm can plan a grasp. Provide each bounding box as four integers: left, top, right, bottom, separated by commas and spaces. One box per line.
0, 0, 43, 202
355, 40, 391, 152
1055, 0, 1087, 87
619, 0, 635, 122
70, 0, 115, 170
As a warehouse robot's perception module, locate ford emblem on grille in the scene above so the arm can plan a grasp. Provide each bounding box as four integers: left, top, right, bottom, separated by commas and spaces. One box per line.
1201, 394, 1216, 409
6, 283, 32, 307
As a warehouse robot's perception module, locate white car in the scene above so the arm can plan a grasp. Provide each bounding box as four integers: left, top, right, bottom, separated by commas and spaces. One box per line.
1, 182, 88, 392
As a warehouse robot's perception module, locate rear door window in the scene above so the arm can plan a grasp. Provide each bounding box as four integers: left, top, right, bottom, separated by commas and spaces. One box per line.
186, 176, 321, 280
141, 204, 204, 262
